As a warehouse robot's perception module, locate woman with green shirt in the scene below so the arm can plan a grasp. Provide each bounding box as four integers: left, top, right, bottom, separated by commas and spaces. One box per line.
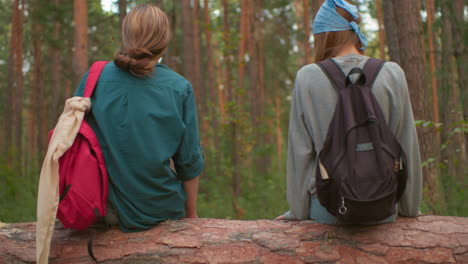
74, 4, 204, 232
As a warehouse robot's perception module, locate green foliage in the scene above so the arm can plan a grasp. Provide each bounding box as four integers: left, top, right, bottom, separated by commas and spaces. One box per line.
0, 158, 38, 222
416, 119, 468, 216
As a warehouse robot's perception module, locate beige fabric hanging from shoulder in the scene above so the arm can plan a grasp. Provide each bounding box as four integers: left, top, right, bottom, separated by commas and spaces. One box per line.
36, 97, 91, 264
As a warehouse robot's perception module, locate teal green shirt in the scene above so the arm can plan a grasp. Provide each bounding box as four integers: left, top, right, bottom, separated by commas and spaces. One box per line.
75, 62, 204, 232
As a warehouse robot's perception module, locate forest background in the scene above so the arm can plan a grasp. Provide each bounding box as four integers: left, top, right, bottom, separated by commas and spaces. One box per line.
0, 0, 466, 223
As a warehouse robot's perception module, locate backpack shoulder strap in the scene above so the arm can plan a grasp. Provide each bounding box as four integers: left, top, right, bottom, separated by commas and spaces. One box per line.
83, 61, 109, 98
317, 59, 346, 91
362, 58, 386, 88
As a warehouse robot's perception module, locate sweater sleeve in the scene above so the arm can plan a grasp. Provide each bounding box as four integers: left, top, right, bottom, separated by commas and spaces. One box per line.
285, 71, 316, 220
390, 63, 423, 217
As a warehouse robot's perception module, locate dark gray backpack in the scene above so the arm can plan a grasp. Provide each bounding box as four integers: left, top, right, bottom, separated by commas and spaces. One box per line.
315, 58, 408, 223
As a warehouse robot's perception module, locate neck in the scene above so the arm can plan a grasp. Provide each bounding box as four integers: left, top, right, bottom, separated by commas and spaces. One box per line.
335, 44, 361, 58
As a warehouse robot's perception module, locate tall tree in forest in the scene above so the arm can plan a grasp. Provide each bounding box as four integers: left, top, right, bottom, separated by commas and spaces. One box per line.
51, 0, 63, 123
182, 0, 195, 89
375, 0, 385, 60
303, 0, 311, 64
223, 0, 243, 218
255, 0, 265, 121
73, 0, 88, 85
28, 0, 45, 168
192, 0, 204, 121
154, 0, 163, 7
238, 0, 249, 91
247, 0, 259, 124
118, 0, 127, 30
425, 0, 440, 145
392, 0, 442, 212
164, 2, 179, 72
311, 0, 324, 19
203, 0, 218, 150
6, 0, 25, 167
440, 0, 467, 180
382, 1, 401, 65
451, 0, 467, 139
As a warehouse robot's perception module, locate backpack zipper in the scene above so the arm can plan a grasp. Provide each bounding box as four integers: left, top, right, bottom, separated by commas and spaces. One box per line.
339, 196, 348, 215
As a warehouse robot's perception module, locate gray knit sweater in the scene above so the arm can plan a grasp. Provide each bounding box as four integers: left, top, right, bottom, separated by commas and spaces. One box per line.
282, 54, 423, 220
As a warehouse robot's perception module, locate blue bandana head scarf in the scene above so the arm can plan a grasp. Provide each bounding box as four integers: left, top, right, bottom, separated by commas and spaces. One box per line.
312, 0, 368, 50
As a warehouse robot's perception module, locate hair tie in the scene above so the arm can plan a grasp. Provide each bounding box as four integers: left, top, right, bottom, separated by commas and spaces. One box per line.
313, 0, 368, 50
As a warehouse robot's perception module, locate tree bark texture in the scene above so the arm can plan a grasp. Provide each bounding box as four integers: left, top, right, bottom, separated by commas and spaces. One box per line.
182, 0, 195, 86
73, 0, 88, 86
165, 3, 179, 72
118, 0, 127, 31
391, 0, 440, 211
29, 0, 44, 167
192, 0, 203, 115
51, 0, 62, 125
221, 0, 242, 218
1, 216, 467, 263
303, 0, 311, 64
440, 0, 467, 181
311, 0, 323, 18
238, 0, 249, 91
382, 0, 401, 65
425, 0, 440, 145
450, 0, 468, 150
248, 0, 258, 125
203, 0, 219, 153
453, 0, 467, 127
6, 0, 25, 168
375, 0, 385, 60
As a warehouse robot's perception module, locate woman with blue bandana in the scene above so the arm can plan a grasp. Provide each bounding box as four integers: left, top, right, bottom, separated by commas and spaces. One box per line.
277, 0, 422, 224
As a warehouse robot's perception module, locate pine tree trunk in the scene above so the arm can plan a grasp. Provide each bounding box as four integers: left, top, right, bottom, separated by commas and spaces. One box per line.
303, 0, 311, 64
73, 0, 88, 86
118, 0, 127, 30
154, 0, 163, 8
203, 0, 219, 153
451, 0, 468, 147
392, 0, 442, 213
440, 0, 467, 182
213, 38, 225, 118
7, 0, 25, 169
182, 0, 195, 85
311, 0, 323, 17
382, 0, 401, 64
192, 0, 202, 104
4, 0, 20, 163
375, 0, 385, 60
51, 0, 62, 125
274, 84, 284, 173
29, 0, 43, 168
3, 217, 467, 263
256, 0, 265, 121
223, 0, 242, 218
425, 0, 440, 145
238, 0, 248, 90
165, 3, 179, 72
247, 1, 258, 126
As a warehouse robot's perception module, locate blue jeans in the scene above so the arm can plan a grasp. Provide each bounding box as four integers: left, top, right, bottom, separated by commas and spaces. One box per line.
309, 196, 396, 225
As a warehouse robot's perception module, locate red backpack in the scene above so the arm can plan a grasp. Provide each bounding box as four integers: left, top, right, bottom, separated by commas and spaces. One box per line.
53, 61, 109, 230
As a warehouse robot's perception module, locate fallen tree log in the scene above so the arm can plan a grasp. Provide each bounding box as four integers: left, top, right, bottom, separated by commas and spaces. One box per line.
0, 216, 467, 263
